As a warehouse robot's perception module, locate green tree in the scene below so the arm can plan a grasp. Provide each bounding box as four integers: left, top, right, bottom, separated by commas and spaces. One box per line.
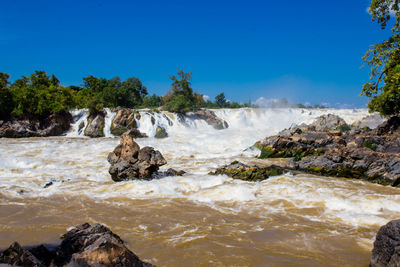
163, 70, 198, 113
215, 92, 227, 108
362, 0, 400, 116
10, 71, 74, 116
0, 73, 14, 118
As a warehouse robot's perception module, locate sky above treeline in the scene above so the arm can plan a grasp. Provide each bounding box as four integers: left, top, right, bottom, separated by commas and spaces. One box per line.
0, 0, 393, 108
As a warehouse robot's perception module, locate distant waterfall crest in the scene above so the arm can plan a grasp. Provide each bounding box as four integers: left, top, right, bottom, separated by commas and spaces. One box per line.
66, 108, 371, 138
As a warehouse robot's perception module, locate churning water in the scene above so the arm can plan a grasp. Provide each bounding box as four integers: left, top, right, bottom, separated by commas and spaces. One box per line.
0, 108, 398, 266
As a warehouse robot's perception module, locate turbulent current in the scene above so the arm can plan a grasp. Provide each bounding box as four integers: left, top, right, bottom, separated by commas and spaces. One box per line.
1, 108, 399, 266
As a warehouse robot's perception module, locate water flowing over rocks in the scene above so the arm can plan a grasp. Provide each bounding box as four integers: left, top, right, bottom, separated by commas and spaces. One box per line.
0, 111, 72, 138
252, 114, 400, 186
371, 219, 400, 267
84, 111, 106, 138
186, 109, 229, 130
0, 223, 153, 267
108, 135, 167, 181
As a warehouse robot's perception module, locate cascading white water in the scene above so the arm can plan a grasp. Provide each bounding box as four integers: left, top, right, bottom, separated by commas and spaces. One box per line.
66, 109, 89, 137
104, 108, 116, 138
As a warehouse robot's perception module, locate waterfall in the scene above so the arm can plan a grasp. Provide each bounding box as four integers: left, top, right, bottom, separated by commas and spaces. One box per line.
66, 109, 89, 137
66, 108, 372, 138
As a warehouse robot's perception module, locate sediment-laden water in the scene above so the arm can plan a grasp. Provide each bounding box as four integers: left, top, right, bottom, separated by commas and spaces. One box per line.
1, 108, 398, 266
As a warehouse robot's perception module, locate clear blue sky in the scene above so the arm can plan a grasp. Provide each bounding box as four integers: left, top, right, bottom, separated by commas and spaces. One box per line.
0, 0, 392, 107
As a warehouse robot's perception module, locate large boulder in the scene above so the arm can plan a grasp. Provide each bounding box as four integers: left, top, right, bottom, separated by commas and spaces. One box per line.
371, 219, 400, 267
0, 111, 73, 138
0, 223, 153, 267
186, 109, 228, 130
85, 111, 105, 138
309, 114, 347, 132
108, 136, 167, 181
111, 108, 143, 136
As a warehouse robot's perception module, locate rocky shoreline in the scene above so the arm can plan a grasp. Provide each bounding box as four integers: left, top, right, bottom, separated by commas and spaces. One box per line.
0, 223, 153, 267
211, 114, 400, 187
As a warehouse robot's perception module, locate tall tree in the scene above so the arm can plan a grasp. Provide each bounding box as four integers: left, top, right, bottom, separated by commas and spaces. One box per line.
362, 0, 400, 116
215, 92, 227, 108
0, 73, 14, 118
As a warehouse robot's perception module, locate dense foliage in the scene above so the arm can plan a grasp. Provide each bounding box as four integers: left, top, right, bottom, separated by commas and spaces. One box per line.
163, 70, 204, 113
362, 0, 400, 116
0, 69, 285, 119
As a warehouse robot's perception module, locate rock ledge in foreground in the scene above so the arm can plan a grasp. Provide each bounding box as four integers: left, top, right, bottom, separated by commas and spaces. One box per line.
371, 219, 400, 267
0, 223, 154, 267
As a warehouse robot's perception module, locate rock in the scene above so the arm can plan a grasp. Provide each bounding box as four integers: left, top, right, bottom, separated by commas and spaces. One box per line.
108, 136, 167, 181
352, 114, 385, 130
310, 114, 347, 132
186, 109, 228, 130
0, 223, 153, 267
254, 115, 400, 186
111, 108, 139, 136
124, 129, 147, 138
375, 116, 400, 135
55, 223, 153, 267
210, 161, 287, 181
84, 111, 105, 138
0, 242, 44, 267
154, 126, 168, 138
371, 219, 400, 267
0, 111, 73, 138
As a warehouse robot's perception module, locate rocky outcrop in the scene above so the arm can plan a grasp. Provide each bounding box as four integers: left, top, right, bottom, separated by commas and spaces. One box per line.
254, 114, 400, 186
0, 111, 73, 138
186, 109, 228, 130
210, 161, 287, 181
0, 223, 153, 267
154, 126, 168, 138
108, 136, 167, 181
84, 111, 105, 138
371, 219, 400, 267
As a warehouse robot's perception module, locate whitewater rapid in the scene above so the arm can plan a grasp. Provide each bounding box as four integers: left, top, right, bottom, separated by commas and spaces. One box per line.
0, 108, 397, 266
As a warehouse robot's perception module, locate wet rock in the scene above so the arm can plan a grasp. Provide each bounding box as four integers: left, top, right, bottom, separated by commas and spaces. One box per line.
124, 129, 147, 138
108, 136, 167, 181
84, 111, 105, 138
255, 115, 400, 186
0, 242, 44, 267
111, 108, 140, 136
0, 223, 153, 267
154, 126, 168, 138
210, 161, 287, 181
186, 109, 228, 130
163, 168, 185, 176
0, 111, 73, 138
55, 223, 153, 267
371, 219, 400, 267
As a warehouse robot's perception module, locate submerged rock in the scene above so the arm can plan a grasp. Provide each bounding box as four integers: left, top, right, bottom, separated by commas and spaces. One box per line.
371, 219, 400, 267
0, 223, 153, 267
108, 135, 167, 181
0, 111, 73, 138
154, 126, 168, 138
186, 109, 228, 130
210, 161, 287, 181
84, 111, 105, 138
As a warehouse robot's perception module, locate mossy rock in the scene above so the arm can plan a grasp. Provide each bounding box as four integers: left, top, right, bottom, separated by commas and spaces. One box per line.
155, 126, 168, 138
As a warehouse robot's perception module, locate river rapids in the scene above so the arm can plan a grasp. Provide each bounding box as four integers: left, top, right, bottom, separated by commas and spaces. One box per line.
0, 108, 399, 266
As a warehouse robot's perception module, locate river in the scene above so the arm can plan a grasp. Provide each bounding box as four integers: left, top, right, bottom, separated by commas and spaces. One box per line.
0, 108, 399, 266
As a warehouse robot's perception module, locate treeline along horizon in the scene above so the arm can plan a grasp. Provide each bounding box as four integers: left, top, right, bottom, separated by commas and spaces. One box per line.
0, 70, 253, 119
